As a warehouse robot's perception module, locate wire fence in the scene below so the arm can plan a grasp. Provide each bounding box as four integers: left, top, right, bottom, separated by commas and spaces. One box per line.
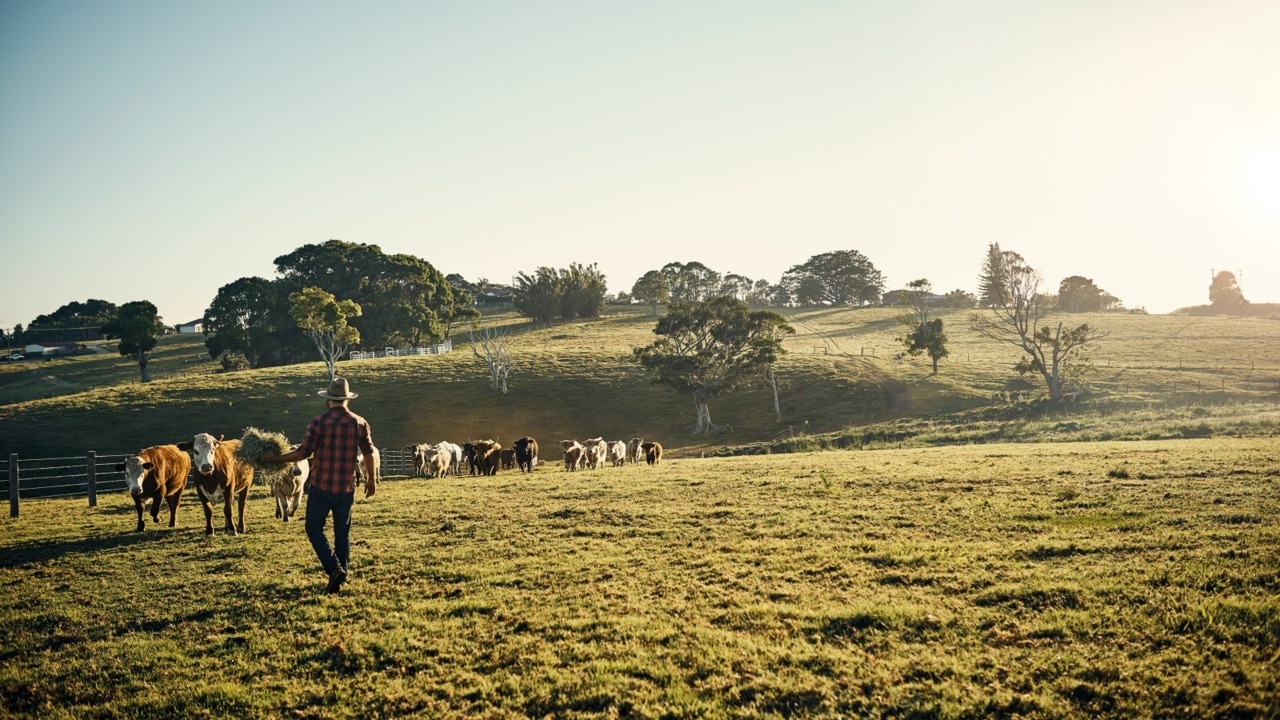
3, 448, 417, 519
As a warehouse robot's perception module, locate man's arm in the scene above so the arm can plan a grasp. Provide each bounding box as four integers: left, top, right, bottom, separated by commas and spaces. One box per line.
260, 447, 305, 464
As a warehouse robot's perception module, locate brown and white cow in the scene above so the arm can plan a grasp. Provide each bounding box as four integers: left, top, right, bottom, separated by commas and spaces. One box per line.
177, 433, 255, 536
407, 443, 431, 476
471, 439, 502, 476
607, 440, 628, 467
627, 438, 644, 464
272, 453, 307, 522
560, 440, 585, 471
513, 436, 539, 473
423, 444, 449, 478
582, 437, 608, 470
114, 444, 191, 533
641, 441, 663, 465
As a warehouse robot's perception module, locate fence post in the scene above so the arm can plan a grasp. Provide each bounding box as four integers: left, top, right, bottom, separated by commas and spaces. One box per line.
8, 453, 17, 518
87, 451, 97, 508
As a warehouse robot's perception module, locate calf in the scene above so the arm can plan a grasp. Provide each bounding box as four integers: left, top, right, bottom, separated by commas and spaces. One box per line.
178, 433, 255, 536
114, 444, 190, 533
642, 441, 663, 465
627, 438, 644, 464
513, 436, 539, 473
273, 454, 307, 522
560, 440, 585, 471
500, 448, 517, 470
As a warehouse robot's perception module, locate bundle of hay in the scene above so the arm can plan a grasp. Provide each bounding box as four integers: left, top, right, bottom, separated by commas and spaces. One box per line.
237, 426, 295, 485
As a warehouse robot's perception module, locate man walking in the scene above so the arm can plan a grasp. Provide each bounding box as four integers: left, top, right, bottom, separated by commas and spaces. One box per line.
262, 377, 377, 593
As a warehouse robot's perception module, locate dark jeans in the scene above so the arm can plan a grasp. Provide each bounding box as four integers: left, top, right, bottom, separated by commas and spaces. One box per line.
305, 487, 354, 576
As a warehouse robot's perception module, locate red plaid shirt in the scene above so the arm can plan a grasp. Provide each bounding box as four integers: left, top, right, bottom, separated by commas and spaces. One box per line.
298, 405, 375, 494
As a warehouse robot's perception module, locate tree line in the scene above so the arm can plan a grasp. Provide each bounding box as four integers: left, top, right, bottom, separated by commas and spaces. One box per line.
9, 239, 1250, 415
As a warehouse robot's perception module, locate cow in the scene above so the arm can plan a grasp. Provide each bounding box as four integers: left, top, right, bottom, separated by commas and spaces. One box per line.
513, 436, 539, 473
583, 437, 608, 470
560, 440, 585, 471
627, 438, 644, 464
423, 444, 449, 478
462, 442, 479, 475
471, 439, 502, 476
607, 440, 628, 467
356, 447, 380, 485
642, 441, 663, 465
177, 433, 255, 536
500, 448, 517, 470
272, 453, 307, 522
406, 443, 431, 476
114, 444, 190, 533
436, 441, 464, 476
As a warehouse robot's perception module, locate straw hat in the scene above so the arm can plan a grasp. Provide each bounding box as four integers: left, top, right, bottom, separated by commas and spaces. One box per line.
318, 377, 359, 400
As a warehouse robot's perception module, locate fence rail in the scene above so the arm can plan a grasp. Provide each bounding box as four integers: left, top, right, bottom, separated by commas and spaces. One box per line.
3, 448, 416, 518
349, 339, 452, 361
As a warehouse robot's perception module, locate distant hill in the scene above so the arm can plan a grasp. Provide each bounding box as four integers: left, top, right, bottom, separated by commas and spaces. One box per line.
2, 306, 1278, 459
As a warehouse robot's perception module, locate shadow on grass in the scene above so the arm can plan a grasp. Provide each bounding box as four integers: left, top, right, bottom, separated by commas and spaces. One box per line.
0, 529, 179, 568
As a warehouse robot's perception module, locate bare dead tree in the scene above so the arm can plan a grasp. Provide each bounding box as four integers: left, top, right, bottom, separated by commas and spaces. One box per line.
764, 364, 781, 422
469, 324, 511, 394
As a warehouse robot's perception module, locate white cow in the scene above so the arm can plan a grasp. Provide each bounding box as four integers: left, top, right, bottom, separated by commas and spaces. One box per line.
583, 437, 608, 470
627, 438, 644, 464
607, 440, 628, 467
435, 441, 464, 476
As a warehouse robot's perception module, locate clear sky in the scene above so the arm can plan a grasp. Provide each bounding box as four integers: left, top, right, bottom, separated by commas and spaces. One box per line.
2, 0, 1277, 329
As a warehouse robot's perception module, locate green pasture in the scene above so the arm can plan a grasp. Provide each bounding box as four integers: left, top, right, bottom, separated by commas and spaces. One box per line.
2, 438, 1277, 718
1, 307, 1278, 460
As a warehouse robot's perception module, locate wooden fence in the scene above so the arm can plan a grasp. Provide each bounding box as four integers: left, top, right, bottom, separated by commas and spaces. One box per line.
349, 339, 453, 361
3, 448, 416, 519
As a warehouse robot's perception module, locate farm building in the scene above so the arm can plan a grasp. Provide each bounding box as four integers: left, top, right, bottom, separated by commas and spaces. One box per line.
177, 319, 205, 334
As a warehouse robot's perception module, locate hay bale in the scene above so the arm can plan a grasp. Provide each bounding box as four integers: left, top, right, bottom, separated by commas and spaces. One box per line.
238, 427, 294, 485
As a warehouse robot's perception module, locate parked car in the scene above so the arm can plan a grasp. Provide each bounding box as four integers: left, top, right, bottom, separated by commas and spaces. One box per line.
4, 352, 24, 361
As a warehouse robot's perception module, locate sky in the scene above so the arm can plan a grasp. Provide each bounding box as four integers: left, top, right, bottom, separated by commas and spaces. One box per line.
2, 1, 1278, 330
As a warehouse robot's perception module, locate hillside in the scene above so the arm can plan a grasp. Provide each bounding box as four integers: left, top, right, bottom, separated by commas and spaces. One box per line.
1, 306, 1278, 459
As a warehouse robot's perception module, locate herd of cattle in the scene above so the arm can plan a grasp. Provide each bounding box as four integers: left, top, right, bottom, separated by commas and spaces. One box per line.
112, 433, 663, 536
404, 437, 664, 478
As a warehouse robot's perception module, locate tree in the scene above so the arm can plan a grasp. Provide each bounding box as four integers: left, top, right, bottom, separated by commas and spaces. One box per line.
559, 262, 607, 320
512, 267, 564, 323
28, 299, 119, 341
895, 279, 949, 374
1058, 276, 1119, 312
274, 240, 466, 348
289, 287, 362, 381
1209, 271, 1247, 314
511, 264, 608, 323
942, 289, 978, 308
633, 296, 794, 434
203, 276, 311, 369
102, 301, 166, 383
970, 251, 1105, 403
631, 270, 670, 316
661, 261, 722, 303
470, 323, 511, 394
781, 250, 884, 306
977, 243, 1009, 308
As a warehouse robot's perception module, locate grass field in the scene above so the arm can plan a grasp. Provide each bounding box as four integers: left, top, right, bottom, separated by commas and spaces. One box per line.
2, 438, 1277, 718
